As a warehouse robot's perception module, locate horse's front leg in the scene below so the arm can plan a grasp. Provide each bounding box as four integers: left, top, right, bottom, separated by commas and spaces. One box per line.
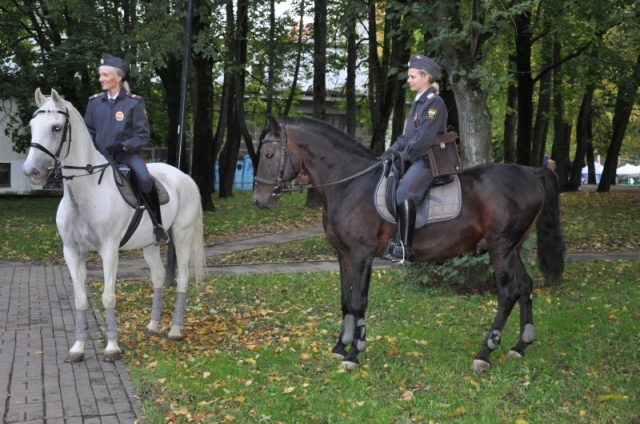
100, 247, 121, 362
64, 245, 89, 363
331, 251, 374, 371
142, 244, 166, 337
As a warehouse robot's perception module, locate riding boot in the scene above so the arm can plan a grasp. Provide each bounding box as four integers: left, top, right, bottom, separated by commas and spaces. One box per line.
384, 199, 416, 263
142, 182, 170, 245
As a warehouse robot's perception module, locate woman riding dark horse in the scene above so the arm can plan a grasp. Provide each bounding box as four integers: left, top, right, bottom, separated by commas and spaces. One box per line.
253, 115, 564, 372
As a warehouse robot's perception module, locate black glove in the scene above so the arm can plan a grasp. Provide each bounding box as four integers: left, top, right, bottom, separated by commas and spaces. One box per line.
379, 149, 395, 162
106, 143, 125, 156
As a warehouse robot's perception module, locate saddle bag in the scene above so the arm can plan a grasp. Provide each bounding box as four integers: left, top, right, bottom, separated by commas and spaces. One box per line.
427, 133, 461, 177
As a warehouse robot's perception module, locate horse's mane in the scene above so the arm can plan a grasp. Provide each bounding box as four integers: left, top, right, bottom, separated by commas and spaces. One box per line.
281, 117, 378, 160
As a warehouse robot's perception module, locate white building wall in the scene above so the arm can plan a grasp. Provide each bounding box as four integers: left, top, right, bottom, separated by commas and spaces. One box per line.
0, 98, 42, 193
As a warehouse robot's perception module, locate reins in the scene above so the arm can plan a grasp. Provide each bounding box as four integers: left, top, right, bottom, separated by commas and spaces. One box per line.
31, 107, 109, 182
254, 121, 383, 196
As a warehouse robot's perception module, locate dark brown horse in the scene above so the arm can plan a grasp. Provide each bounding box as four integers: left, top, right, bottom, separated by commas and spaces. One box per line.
252, 115, 564, 372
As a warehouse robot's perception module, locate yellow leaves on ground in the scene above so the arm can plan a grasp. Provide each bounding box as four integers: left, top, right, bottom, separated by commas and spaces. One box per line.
283, 386, 295, 393
599, 394, 629, 402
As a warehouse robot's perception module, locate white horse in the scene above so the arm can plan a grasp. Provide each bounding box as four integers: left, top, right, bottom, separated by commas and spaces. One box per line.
22, 88, 206, 362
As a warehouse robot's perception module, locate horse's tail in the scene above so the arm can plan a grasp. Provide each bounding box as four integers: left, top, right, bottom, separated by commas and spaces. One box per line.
535, 168, 564, 282
190, 203, 207, 286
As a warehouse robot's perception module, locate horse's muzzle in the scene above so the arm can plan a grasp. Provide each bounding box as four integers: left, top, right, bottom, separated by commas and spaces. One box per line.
22, 162, 49, 186
252, 196, 277, 210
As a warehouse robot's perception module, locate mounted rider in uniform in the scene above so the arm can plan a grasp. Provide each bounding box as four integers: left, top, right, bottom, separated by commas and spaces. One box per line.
380, 55, 448, 263
84, 53, 170, 245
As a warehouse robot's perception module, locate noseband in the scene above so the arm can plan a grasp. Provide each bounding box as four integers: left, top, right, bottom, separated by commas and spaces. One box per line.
30, 107, 108, 181
253, 124, 297, 197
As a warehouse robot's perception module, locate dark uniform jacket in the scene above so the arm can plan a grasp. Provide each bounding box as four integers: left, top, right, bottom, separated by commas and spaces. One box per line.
388, 86, 448, 164
84, 88, 150, 155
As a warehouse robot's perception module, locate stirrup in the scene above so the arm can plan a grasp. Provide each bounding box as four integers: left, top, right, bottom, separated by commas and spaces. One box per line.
384, 239, 413, 263
153, 225, 170, 245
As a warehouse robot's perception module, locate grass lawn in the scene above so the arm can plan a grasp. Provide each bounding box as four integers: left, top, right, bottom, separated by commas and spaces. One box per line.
88, 260, 640, 423
1, 190, 639, 264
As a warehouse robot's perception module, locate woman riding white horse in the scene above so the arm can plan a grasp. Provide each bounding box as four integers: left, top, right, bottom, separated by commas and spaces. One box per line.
22, 88, 205, 362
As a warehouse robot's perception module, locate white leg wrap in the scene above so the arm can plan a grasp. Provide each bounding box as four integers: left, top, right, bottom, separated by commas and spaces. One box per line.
105, 308, 118, 341
522, 324, 537, 343
151, 288, 163, 322
341, 314, 355, 344
172, 292, 187, 327
75, 309, 89, 342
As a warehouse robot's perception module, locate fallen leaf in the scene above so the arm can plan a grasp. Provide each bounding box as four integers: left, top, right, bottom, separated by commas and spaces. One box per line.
401, 390, 414, 402
233, 396, 245, 403
599, 394, 628, 402
453, 407, 466, 417
158, 378, 166, 384
284, 386, 295, 393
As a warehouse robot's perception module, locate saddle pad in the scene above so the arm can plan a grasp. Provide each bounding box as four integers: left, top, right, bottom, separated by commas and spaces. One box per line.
374, 164, 461, 229
113, 166, 170, 209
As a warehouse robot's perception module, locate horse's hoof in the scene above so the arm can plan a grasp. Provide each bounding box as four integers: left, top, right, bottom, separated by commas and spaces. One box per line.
103, 351, 121, 362
342, 360, 358, 371
167, 334, 185, 342
506, 350, 522, 359
64, 352, 85, 363
331, 352, 345, 360
143, 327, 159, 337
471, 359, 491, 373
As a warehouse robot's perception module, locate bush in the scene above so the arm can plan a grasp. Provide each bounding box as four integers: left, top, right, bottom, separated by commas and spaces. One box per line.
404, 238, 538, 292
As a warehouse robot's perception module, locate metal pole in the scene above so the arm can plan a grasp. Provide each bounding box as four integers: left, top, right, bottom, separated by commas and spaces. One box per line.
166, 0, 195, 288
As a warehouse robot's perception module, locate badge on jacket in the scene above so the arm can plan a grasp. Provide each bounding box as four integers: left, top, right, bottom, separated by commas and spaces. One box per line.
115, 111, 124, 121
427, 108, 438, 120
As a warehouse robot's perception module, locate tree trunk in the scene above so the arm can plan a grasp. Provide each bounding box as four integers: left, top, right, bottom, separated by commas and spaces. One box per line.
449, 76, 491, 168
305, 0, 328, 209
502, 55, 518, 163
218, 0, 241, 198
191, 1, 215, 211
345, 11, 357, 137
551, 42, 569, 189
530, 41, 552, 167
514, 10, 534, 166
566, 81, 595, 191
597, 49, 640, 192
155, 53, 185, 168
283, 0, 305, 117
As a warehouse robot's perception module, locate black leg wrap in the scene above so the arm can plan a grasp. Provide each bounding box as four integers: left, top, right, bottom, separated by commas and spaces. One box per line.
486, 329, 502, 350
332, 342, 348, 358
343, 347, 360, 366
354, 319, 367, 352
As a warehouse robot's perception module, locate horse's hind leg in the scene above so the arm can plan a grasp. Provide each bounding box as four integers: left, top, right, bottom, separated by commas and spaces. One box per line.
471, 251, 523, 372
167, 228, 194, 341
506, 266, 536, 359
142, 244, 166, 337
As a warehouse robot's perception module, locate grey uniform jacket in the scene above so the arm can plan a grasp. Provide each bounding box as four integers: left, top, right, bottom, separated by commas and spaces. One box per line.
388, 86, 448, 163
84, 88, 150, 155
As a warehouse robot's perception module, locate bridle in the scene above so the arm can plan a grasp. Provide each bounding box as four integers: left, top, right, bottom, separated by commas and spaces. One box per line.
253, 121, 384, 197
30, 107, 109, 181
253, 124, 297, 196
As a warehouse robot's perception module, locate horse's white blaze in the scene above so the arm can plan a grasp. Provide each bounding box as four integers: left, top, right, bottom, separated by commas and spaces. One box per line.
26, 89, 206, 362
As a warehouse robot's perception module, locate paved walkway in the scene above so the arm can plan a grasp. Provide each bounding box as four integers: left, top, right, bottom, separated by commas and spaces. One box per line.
1, 225, 639, 423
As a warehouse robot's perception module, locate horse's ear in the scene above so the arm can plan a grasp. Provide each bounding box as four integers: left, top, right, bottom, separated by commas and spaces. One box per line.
266, 114, 282, 137
50, 89, 65, 109
34, 88, 47, 107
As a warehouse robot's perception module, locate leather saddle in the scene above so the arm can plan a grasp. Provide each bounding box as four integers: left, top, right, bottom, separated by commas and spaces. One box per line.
113, 164, 169, 208
374, 160, 461, 229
